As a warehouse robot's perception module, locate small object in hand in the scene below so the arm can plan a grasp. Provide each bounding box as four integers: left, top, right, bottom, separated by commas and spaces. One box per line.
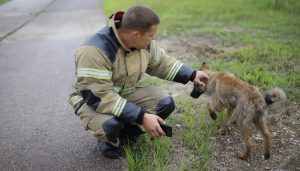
160, 124, 172, 137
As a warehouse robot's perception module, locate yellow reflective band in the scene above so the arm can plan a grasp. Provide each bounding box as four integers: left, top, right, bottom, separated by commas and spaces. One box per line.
77, 74, 111, 80
79, 68, 111, 73
166, 61, 183, 80
77, 68, 112, 80
165, 61, 178, 80
117, 99, 127, 117
70, 95, 83, 106
171, 63, 183, 81
112, 97, 127, 117
112, 97, 121, 115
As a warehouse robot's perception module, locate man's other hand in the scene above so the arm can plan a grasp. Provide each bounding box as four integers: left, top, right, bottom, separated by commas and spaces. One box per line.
142, 113, 166, 137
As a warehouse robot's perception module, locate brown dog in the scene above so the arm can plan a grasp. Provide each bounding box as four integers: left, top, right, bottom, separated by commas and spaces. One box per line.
190, 62, 286, 160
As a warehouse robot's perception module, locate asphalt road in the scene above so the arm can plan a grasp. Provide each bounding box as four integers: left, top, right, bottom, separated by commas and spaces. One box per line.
0, 0, 127, 170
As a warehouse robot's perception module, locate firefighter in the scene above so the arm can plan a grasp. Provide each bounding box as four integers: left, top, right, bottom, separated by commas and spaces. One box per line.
69, 5, 208, 159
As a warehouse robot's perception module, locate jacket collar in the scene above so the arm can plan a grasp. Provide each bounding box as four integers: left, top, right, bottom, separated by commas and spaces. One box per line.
109, 11, 132, 53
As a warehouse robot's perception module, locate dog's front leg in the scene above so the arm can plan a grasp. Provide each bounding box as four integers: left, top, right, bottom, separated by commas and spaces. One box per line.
207, 96, 222, 120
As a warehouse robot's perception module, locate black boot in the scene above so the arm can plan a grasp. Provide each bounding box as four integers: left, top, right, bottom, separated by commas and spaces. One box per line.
119, 124, 145, 146
97, 140, 123, 159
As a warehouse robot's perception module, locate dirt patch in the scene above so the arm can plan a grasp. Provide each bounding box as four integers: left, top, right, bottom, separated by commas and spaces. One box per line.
157, 34, 240, 63
158, 34, 300, 170
209, 102, 300, 171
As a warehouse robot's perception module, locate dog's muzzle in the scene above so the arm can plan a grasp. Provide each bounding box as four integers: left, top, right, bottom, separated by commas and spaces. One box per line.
190, 88, 203, 98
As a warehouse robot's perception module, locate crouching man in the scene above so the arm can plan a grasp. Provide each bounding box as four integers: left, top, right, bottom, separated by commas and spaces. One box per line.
69, 5, 208, 159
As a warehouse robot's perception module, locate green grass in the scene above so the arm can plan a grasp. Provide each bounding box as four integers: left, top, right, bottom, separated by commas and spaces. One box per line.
103, 0, 300, 36
124, 134, 174, 171
140, 75, 170, 89
103, 0, 300, 170
103, 0, 299, 99
0, 0, 8, 5
175, 97, 227, 170
177, 97, 213, 170
189, 39, 300, 100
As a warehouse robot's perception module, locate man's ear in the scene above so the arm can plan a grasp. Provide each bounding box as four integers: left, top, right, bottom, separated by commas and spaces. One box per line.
132, 31, 141, 39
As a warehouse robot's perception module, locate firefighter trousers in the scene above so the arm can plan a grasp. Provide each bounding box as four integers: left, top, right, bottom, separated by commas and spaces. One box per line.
76, 84, 175, 145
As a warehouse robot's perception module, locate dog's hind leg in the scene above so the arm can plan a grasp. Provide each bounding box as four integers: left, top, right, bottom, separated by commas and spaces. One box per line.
237, 119, 253, 160
220, 107, 235, 135
253, 114, 271, 160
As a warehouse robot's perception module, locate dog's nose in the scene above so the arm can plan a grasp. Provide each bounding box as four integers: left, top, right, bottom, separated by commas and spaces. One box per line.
190, 89, 202, 98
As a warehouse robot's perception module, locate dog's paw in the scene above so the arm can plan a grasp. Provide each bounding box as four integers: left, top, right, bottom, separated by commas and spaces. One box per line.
236, 149, 251, 160
237, 152, 250, 160
264, 153, 270, 160
220, 129, 227, 135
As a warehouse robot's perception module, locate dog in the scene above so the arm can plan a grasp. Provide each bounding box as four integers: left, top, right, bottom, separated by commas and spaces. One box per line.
190, 62, 286, 160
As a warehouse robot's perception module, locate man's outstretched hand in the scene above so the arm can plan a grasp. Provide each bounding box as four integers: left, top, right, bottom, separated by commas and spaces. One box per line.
193, 71, 209, 86
142, 113, 166, 137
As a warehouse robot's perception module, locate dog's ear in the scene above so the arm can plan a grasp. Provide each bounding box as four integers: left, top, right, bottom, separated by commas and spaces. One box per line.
199, 62, 204, 70
200, 62, 209, 70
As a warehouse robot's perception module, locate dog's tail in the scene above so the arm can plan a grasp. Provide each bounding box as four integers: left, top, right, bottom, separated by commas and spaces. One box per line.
264, 87, 286, 105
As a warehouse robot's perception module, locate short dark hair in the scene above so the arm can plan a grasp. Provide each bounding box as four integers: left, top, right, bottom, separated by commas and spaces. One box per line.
122, 5, 160, 33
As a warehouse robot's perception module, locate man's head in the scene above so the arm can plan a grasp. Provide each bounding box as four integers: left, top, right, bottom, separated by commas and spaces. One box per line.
119, 5, 160, 49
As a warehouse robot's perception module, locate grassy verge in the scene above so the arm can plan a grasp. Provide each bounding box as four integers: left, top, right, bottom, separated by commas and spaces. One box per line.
0, 0, 8, 5
104, 0, 300, 100
103, 0, 300, 170
124, 135, 173, 171
176, 97, 212, 170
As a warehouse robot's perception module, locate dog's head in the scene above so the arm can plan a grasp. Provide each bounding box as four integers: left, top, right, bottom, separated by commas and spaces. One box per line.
190, 62, 209, 98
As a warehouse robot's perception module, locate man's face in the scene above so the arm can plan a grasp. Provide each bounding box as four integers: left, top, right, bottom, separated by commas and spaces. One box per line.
134, 24, 157, 49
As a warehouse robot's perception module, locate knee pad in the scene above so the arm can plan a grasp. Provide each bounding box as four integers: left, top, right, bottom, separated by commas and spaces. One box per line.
102, 117, 124, 143
156, 96, 175, 119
